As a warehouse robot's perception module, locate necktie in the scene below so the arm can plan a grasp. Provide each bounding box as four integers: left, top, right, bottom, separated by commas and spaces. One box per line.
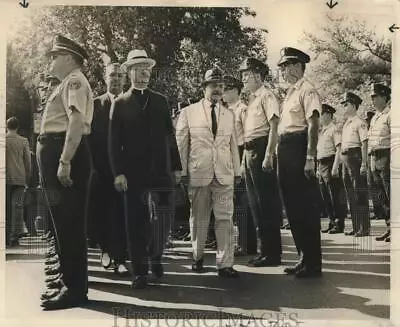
211, 103, 217, 138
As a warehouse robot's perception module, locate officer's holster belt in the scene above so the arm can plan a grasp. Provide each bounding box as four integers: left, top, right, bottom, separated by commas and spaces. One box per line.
369, 148, 390, 158
278, 129, 307, 144
341, 147, 360, 155
37, 132, 66, 144
244, 135, 268, 150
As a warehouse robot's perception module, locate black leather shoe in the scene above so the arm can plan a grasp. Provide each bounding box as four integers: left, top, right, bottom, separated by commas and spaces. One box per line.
385, 236, 391, 242
131, 276, 148, 289
45, 267, 61, 276
46, 279, 64, 290
218, 267, 239, 278
45, 273, 62, 283
41, 289, 88, 311
45, 256, 59, 266
151, 262, 164, 279
376, 230, 390, 241
41, 288, 62, 301
248, 254, 263, 265
250, 256, 281, 267
100, 252, 112, 269
285, 224, 291, 230
295, 267, 322, 278
192, 259, 205, 273
345, 230, 355, 236
46, 251, 58, 259
355, 231, 369, 237
45, 263, 60, 273
328, 227, 343, 234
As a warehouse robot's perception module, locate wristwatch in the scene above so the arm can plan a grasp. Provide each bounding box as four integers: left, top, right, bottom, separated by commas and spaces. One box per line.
306, 155, 315, 161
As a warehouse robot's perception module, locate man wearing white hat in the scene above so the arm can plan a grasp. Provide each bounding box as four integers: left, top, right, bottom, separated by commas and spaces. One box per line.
109, 49, 182, 289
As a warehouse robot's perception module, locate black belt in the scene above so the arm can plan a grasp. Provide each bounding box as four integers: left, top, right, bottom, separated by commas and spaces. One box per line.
370, 148, 390, 157
341, 147, 360, 155
278, 129, 307, 144
37, 132, 66, 144
244, 136, 268, 150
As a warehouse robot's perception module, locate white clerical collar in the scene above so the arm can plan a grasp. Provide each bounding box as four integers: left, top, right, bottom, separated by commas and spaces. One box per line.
133, 87, 147, 95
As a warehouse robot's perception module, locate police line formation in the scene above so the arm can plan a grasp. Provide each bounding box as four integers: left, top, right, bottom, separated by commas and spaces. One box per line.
35, 35, 390, 310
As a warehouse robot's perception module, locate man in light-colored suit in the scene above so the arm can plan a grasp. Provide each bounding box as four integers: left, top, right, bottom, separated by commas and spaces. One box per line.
176, 68, 241, 278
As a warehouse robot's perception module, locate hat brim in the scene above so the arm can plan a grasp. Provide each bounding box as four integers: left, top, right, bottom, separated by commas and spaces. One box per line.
48, 46, 87, 60
122, 58, 156, 71
202, 78, 224, 86
277, 56, 302, 66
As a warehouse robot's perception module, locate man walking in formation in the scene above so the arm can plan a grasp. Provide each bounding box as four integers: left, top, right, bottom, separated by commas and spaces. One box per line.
37, 35, 93, 309
176, 67, 241, 278
109, 49, 182, 289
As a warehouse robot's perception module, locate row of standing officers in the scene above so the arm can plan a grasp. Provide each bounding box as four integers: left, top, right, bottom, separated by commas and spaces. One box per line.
36, 35, 391, 311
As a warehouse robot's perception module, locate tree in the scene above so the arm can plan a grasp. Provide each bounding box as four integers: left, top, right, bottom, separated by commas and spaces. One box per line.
303, 13, 391, 122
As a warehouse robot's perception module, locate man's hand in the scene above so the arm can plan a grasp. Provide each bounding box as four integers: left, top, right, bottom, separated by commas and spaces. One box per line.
304, 158, 315, 179
331, 165, 340, 178
262, 153, 274, 172
57, 161, 73, 187
174, 171, 182, 185
234, 175, 242, 185
114, 174, 128, 192
360, 163, 367, 176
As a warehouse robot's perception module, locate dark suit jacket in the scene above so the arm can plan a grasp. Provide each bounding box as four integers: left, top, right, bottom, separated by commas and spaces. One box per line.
109, 88, 182, 190
88, 93, 114, 182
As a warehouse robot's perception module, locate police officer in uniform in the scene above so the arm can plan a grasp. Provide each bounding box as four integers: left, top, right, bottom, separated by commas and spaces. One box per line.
88, 63, 129, 274
340, 92, 370, 237
277, 47, 322, 278
317, 104, 346, 234
222, 75, 257, 256
368, 84, 391, 242
237, 58, 283, 267
37, 35, 93, 309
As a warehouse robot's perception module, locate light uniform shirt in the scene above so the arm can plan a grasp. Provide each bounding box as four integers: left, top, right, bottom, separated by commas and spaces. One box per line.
278, 77, 321, 135
368, 105, 390, 153
341, 115, 368, 152
317, 122, 341, 160
243, 85, 280, 143
40, 69, 94, 135
228, 100, 247, 146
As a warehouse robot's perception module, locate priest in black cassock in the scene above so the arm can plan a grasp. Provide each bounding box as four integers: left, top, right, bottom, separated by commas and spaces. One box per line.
109, 49, 182, 289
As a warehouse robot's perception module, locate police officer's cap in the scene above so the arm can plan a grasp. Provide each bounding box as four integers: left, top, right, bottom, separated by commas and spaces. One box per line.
223, 75, 243, 90
202, 68, 224, 86
278, 47, 310, 66
48, 35, 88, 60
238, 57, 269, 75
370, 83, 391, 98
321, 104, 336, 114
340, 92, 362, 106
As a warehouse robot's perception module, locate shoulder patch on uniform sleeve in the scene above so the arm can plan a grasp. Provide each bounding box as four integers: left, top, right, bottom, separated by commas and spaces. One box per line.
68, 78, 82, 90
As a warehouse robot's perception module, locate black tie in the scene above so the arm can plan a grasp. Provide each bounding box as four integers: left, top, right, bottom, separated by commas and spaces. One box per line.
211, 103, 217, 138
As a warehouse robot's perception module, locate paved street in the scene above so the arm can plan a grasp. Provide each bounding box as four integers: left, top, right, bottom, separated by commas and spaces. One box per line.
3, 218, 390, 327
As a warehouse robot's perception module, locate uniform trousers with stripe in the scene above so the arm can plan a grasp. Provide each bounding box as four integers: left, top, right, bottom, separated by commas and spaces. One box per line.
318, 156, 347, 230
36, 133, 91, 296
244, 136, 282, 260
277, 130, 322, 271
370, 149, 390, 225
341, 147, 370, 233
189, 178, 234, 269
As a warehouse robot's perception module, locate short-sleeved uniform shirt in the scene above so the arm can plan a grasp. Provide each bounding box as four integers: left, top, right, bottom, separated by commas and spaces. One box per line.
243, 85, 280, 143
228, 100, 247, 146
317, 122, 341, 160
278, 78, 321, 135
341, 115, 368, 152
368, 106, 390, 153
40, 69, 94, 135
